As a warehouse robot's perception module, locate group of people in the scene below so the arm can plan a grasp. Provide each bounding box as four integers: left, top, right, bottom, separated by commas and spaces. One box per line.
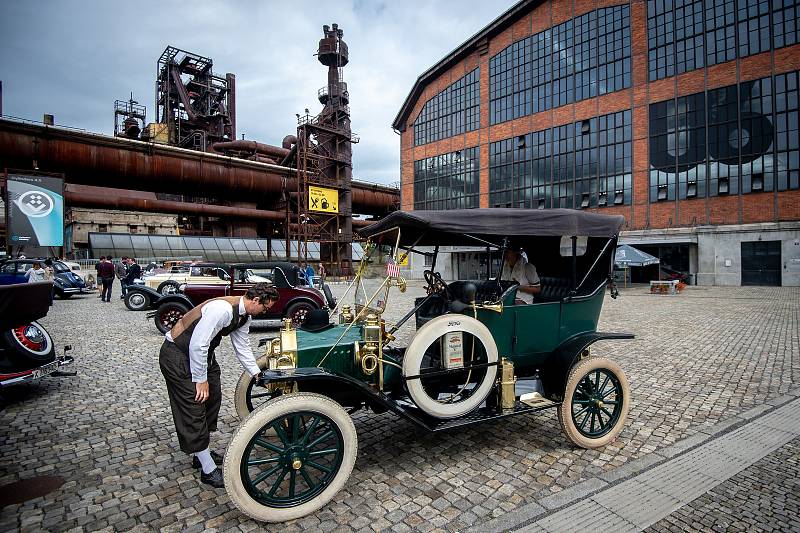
94, 256, 141, 302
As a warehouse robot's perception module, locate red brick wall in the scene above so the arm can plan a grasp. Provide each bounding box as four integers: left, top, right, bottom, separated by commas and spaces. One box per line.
398, 1, 800, 229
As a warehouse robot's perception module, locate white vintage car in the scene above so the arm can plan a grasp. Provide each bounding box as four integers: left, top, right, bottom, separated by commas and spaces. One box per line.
142, 263, 231, 294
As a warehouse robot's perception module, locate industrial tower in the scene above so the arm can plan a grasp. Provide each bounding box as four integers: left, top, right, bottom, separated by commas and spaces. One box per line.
293, 23, 359, 276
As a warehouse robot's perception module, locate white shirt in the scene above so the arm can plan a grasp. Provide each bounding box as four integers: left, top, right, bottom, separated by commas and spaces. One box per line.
166, 297, 260, 382
501, 258, 540, 304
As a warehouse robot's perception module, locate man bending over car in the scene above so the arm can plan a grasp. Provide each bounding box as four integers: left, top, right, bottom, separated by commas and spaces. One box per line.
159, 283, 278, 488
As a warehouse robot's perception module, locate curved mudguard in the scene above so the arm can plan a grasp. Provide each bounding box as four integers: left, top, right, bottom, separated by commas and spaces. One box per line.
539, 331, 634, 400
145, 293, 194, 320
127, 285, 165, 309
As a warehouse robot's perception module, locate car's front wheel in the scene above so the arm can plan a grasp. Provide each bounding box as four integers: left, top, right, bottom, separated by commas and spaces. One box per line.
235, 355, 272, 420
224, 393, 357, 523
154, 302, 189, 334
124, 291, 150, 311
558, 356, 630, 449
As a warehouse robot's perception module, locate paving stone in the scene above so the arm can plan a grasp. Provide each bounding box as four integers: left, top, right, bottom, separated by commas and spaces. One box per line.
0, 284, 798, 531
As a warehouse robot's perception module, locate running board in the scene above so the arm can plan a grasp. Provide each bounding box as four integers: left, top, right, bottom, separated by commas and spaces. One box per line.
519, 392, 557, 409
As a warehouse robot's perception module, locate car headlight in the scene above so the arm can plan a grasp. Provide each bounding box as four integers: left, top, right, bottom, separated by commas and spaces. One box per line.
178, 283, 187, 292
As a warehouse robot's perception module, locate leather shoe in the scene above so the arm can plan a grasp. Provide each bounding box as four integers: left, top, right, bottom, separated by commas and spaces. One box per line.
200, 467, 224, 488
192, 450, 224, 469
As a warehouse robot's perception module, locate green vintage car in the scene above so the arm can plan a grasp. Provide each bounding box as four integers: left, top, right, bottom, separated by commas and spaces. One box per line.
223, 208, 633, 522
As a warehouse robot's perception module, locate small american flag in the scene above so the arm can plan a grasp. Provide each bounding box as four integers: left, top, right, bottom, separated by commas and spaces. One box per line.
386, 257, 400, 278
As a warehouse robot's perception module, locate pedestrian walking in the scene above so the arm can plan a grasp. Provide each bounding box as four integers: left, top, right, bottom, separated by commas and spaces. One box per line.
317, 262, 326, 288
95, 258, 103, 298
25, 261, 47, 283
116, 256, 129, 299
97, 256, 116, 302
305, 263, 315, 287
43, 258, 55, 305
159, 283, 278, 488
125, 257, 141, 288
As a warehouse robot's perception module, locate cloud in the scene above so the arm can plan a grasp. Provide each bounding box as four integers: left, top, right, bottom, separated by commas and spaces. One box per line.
0, 0, 516, 186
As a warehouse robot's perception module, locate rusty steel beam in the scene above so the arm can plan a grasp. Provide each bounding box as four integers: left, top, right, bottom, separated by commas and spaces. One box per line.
0, 119, 398, 215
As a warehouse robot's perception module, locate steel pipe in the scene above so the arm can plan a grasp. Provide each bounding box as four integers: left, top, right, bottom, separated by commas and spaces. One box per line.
0, 119, 397, 214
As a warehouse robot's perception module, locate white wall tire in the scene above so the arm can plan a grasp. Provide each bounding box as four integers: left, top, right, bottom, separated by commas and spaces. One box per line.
403, 314, 498, 419
224, 393, 357, 523
558, 357, 630, 449
234, 355, 271, 420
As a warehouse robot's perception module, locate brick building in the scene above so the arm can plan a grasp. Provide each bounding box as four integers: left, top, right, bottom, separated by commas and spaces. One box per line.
393, 0, 800, 286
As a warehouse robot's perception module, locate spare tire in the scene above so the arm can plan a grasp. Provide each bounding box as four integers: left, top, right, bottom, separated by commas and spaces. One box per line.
403, 314, 498, 419
1, 321, 56, 369
155, 302, 189, 334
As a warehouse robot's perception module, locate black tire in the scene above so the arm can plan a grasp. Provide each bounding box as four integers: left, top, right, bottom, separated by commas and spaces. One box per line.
321, 284, 336, 308
157, 281, 181, 295
1, 321, 56, 369
155, 302, 189, 334
124, 291, 150, 311
285, 301, 316, 326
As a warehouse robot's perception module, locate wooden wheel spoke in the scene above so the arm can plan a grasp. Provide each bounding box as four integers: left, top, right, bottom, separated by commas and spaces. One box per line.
266, 469, 289, 498
300, 417, 321, 446
306, 460, 332, 474
308, 448, 338, 457
251, 464, 282, 486
299, 466, 315, 488
247, 457, 280, 466
308, 429, 334, 449
254, 437, 284, 454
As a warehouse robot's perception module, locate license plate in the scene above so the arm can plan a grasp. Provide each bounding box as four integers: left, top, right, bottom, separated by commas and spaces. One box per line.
31, 361, 59, 379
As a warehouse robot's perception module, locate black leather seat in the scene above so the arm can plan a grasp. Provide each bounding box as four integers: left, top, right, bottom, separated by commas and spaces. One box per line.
536, 277, 572, 302
449, 280, 517, 304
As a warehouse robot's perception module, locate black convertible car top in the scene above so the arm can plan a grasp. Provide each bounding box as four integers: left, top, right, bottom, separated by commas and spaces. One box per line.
359, 208, 624, 246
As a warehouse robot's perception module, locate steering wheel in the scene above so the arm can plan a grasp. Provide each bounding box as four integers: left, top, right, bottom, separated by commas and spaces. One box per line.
423, 270, 451, 299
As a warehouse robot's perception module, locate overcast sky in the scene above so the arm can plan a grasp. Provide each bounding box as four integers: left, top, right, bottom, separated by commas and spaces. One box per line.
0, 1, 516, 187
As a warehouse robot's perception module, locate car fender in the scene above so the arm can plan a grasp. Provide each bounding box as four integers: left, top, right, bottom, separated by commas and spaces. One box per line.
292, 287, 327, 308
539, 331, 634, 400
127, 285, 165, 307
155, 293, 194, 309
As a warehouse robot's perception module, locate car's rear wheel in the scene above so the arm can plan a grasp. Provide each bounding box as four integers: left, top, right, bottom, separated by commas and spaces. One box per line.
124, 291, 150, 311
155, 302, 189, 334
224, 393, 357, 523
157, 281, 181, 295
1, 321, 56, 369
558, 356, 630, 449
285, 302, 315, 327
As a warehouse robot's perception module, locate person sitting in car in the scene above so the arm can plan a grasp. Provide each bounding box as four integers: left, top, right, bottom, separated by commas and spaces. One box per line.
501, 247, 541, 304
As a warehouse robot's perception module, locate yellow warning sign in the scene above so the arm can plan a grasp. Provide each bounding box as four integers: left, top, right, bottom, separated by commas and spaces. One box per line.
309, 186, 338, 213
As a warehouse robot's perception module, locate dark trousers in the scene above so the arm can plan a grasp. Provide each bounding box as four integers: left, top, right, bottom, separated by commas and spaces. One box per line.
101, 277, 113, 301
159, 340, 222, 454
119, 278, 128, 296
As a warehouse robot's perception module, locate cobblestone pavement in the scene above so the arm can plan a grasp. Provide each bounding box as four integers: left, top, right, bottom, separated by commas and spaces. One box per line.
646, 437, 800, 533
0, 283, 798, 532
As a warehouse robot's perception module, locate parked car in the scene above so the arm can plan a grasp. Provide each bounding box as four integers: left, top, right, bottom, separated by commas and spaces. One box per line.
221, 208, 633, 522
140, 262, 232, 295
0, 282, 75, 388
125, 262, 231, 311
0, 259, 88, 298
149, 262, 335, 333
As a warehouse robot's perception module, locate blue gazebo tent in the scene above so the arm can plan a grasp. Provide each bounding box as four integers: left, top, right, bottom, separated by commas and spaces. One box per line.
615, 244, 660, 267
